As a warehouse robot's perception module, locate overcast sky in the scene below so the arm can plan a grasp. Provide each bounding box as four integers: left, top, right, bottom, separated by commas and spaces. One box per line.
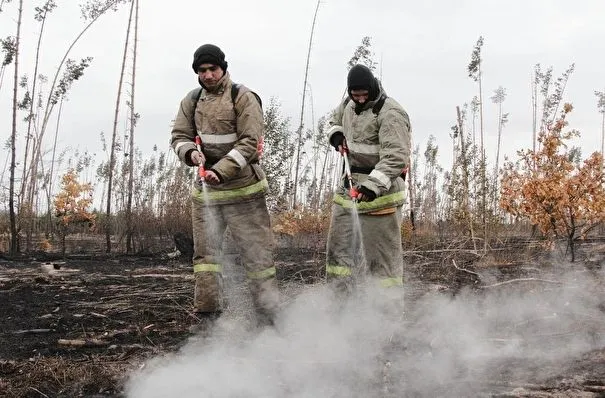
1, 0, 604, 180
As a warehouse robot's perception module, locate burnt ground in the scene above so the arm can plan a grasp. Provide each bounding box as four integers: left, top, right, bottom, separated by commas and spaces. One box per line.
1, 244, 605, 397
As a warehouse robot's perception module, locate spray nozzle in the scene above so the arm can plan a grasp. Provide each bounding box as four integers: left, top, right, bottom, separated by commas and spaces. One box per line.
349, 186, 359, 202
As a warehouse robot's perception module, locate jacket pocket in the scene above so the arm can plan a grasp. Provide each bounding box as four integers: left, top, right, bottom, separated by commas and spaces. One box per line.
215, 110, 236, 132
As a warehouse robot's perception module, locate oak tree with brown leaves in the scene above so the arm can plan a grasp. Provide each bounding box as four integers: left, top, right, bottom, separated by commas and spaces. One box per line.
54, 169, 95, 256
500, 104, 605, 262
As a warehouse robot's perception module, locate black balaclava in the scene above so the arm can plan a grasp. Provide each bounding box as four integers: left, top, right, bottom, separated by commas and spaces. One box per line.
191, 44, 228, 73
347, 64, 379, 104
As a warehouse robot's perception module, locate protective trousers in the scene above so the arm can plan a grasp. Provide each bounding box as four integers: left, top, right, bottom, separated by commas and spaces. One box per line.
326, 204, 404, 290
191, 195, 279, 320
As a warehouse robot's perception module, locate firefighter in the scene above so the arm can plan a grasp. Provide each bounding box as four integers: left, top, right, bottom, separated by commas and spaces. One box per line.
325, 64, 412, 294
170, 44, 279, 326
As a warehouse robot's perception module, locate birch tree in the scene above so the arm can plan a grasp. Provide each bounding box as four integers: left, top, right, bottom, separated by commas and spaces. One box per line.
467, 36, 486, 250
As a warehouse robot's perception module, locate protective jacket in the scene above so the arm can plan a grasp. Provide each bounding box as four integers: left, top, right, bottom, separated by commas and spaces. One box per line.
326, 83, 411, 213
171, 72, 268, 205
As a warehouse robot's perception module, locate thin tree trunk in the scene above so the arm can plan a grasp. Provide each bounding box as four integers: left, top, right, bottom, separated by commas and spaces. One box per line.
493, 101, 503, 218
308, 87, 319, 209
9, 0, 24, 256
106, 0, 135, 253
22, 11, 47, 251
601, 97, 605, 158
478, 71, 487, 252
20, 6, 49, 218
531, 70, 537, 163
292, 0, 320, 209
126, 0, 139, 254
457, 106, 477, 252
46, 97, 64, 237
317, 147, 329, 209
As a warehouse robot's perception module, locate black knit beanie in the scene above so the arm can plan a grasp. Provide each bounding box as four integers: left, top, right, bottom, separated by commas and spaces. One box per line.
347, 64, 379, 101
192, 44, 228, 73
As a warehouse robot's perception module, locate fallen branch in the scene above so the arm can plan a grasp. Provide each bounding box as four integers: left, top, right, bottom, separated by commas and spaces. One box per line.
131, 273, 190, 279
13, 328, 54, 334
405, 249, 482, 255
28, 387, 50, 398
480, 278, 562, 289
584, 385, 605, 393
57, 338, 109, 347
452, 259, 480, 278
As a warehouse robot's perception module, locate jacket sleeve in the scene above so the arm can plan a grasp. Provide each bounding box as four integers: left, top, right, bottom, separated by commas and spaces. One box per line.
326, 99, 346, 143
362, 103, 412, 196
211, 90, 263, 181
170, 92, 198, 167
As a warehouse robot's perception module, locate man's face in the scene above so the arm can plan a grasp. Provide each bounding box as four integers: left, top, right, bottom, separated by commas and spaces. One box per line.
197, 63, 224, 89
350, 89, 369, 104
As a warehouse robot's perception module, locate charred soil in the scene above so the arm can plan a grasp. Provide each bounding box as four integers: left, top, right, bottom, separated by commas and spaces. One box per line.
1, 244, 605, 397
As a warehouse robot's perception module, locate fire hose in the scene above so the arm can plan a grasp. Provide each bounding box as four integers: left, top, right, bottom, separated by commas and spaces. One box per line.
194, 136, 207, 183
341, 140, 359, 201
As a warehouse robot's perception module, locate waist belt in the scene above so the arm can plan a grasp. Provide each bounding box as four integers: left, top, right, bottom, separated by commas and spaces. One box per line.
204, 160, 259, 169
349, 166, 407, 182
350, 166, 374, 174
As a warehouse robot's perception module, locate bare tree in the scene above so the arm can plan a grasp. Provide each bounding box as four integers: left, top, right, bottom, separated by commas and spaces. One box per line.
292, 0, 320, 209
12, 0, 129, 254
456, 106, 476, 250
125, 0, 139, 253
467, 36, 486, 251
19, 1, 57, 220
8, 0, 23, 255
491, 86, 508, 216
105, 0, 135, 253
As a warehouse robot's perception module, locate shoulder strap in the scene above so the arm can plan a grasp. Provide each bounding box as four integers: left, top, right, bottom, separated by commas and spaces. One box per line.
372, 95, 387, 115
231, 83, 240, 105
231, 82, 262, 108
190, 87, 203, 102
190, 88, 203, 132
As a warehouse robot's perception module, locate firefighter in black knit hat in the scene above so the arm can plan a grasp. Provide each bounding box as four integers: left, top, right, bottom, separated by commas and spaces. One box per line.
325, 63, 412, 300
171, 43, 279, 327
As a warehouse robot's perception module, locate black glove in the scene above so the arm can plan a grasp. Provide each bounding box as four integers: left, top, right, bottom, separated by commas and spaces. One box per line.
356, 185, 376, 202
329, 132, 345, 151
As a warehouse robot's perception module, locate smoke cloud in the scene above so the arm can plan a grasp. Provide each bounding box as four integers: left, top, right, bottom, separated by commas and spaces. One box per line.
126, 267, 605, 397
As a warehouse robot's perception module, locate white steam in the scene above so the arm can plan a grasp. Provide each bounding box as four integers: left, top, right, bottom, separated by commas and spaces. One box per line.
126, 267, 605, 397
